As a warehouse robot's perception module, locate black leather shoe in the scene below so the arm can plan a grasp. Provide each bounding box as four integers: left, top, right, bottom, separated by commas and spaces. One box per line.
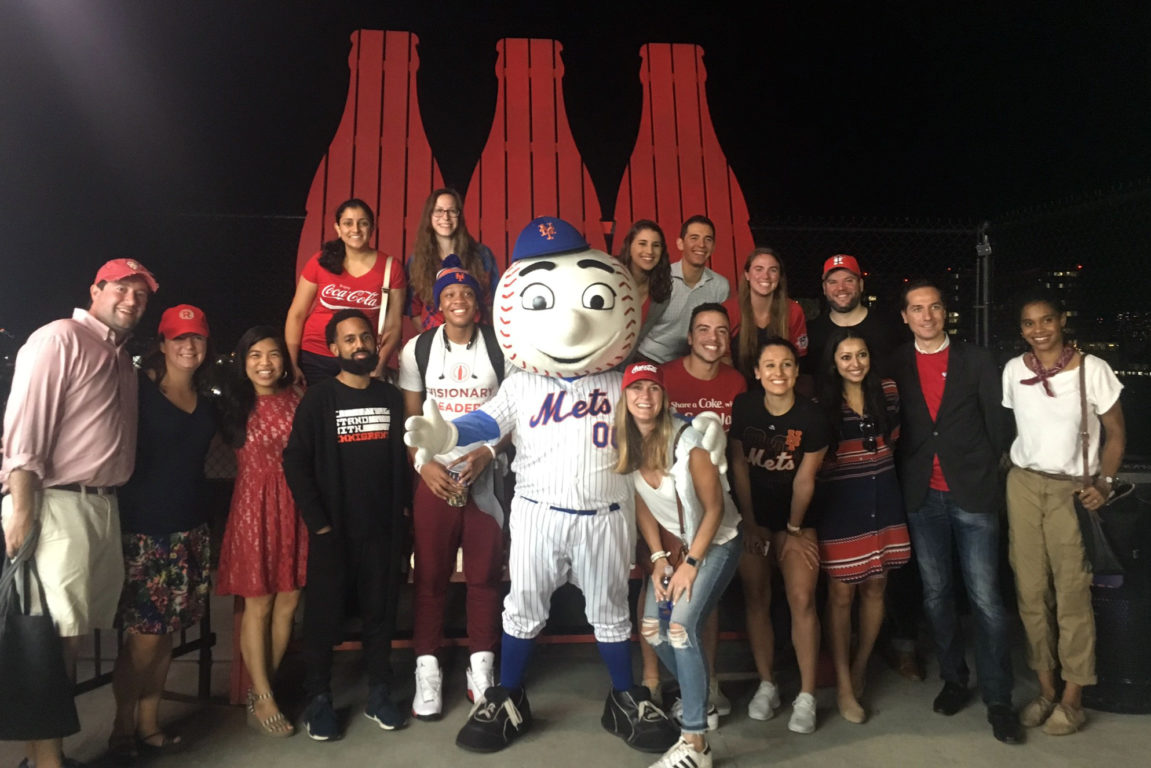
456, 685, 532, 753
601, 686, 678, 753
932, 681, 970, 715
988, 704, 1023, 744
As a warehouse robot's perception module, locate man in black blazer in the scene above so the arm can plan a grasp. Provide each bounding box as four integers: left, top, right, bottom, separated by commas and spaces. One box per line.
891, 279, 1020, 744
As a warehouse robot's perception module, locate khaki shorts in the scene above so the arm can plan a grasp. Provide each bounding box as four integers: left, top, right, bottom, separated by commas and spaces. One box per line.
2, 488, 124, 636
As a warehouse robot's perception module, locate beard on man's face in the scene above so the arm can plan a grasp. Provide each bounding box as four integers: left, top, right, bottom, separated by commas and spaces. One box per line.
337, 350, 379, 375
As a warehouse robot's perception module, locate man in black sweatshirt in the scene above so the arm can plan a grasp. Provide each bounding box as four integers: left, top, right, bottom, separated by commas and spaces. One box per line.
283, 308, 411, 741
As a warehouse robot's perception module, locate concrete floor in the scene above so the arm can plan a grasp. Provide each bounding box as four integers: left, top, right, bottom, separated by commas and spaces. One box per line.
3, 593, 1149, 768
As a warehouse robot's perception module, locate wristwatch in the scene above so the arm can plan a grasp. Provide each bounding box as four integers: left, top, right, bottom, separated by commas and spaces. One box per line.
684, 554, 700, 568
1099, 475, 1117, 487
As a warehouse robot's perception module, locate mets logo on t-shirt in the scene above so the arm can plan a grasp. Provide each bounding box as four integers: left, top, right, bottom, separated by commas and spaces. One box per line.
742, 426, 800, 471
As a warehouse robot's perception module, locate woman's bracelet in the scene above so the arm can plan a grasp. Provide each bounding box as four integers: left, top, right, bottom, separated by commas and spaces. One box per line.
649, 550, 671, 564
485, 444, 498, 459
786, 522, 802, 536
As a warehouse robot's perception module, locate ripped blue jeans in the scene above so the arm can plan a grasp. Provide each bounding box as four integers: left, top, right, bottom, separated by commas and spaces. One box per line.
641, 532, 742, 733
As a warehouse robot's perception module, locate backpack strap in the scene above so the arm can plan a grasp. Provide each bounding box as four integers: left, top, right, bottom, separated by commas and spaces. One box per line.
479, 324, 505, 384
414, 327, 436, 384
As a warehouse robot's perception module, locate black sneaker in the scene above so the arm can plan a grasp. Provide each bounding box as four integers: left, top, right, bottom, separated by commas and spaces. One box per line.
933, 681, 970, 716
988, 704, 1023, 744
365, 683, 408, 730
602, 686, 679, 753
456, 685, 533, 753
303, 693, 341, 741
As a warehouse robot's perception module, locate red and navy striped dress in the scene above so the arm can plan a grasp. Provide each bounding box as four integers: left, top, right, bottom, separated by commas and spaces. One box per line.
815, 379, 911, 583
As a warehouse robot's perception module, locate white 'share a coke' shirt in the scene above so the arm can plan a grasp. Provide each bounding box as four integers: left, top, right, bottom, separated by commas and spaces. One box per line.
299, 252, 406, 356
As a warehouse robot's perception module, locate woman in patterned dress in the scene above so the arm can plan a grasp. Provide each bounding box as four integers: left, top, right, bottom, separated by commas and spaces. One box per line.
218, 327, 307, 736
110, 305, 217, 760
815, 327, 910, 724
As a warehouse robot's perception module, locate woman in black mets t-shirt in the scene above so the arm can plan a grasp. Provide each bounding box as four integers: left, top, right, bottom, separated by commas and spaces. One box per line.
729, 338, 830, 734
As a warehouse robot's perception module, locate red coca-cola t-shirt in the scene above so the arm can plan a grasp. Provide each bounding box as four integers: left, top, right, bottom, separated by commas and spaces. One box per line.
659, 358, 748, 430
300, 252, 406, 356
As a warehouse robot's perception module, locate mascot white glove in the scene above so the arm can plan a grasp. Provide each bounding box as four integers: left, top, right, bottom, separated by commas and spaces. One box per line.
404, 397, 459, 467
692, 411, 728, 475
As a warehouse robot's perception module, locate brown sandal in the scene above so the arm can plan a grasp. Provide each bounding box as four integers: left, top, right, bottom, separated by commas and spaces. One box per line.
247, 689, 295, 737
137, 731, 182, 754
108, 732, 139, 765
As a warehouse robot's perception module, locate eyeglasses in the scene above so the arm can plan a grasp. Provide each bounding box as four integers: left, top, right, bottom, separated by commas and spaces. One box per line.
432, 208, 460, 219
859, 418, 878, 452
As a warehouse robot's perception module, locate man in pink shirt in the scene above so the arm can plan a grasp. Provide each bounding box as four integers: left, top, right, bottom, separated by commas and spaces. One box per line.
1, 258, 157, 768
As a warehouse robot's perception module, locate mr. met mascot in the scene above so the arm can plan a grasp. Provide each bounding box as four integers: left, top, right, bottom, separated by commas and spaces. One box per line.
406, 217, 725, 756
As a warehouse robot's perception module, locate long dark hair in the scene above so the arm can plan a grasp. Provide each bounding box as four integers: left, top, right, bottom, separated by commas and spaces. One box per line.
139, 334, 215, 395
220, 326, 295, 448
817, 327, 892, 452
318, 198, 376, 274
617, 219, 672, 303
409, 188, 489, 312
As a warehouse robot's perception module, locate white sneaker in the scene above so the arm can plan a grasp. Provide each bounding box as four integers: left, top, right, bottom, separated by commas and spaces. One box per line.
412, 655, 443, 720
708, 678, 731, 717
466, 651, 495, 703
788, 691, 817, 734
648, 737, 713, 768
747, 680, 781, 721
670, 698, 719, 731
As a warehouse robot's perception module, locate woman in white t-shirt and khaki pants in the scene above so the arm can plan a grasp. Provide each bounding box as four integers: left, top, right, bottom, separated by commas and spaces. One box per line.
1002, 289, 1126, 737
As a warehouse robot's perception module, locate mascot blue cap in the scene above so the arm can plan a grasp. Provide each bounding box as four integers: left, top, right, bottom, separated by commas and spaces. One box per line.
511, 216, 590, 262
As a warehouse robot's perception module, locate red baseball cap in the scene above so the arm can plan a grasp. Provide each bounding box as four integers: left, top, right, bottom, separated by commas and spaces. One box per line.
622, 361, 663, 389
94, 258, 159, 293
822, 254, 861, 279
158, 304, 210, 339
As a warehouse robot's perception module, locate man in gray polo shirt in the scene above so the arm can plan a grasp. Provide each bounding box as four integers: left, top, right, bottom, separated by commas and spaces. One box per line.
634, 215, 731, 363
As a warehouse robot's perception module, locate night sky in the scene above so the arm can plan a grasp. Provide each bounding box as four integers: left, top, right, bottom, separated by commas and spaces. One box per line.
1, 1, 1148, 340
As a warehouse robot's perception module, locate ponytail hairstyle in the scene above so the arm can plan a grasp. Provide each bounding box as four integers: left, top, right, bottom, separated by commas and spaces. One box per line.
318, 198, 376, 274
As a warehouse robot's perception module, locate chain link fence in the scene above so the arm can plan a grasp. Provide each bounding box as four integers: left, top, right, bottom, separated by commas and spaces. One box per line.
986, 179, 1151, 458
750, 218, 983, 341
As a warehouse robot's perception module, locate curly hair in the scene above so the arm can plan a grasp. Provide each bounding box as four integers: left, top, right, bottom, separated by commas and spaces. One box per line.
616, 219, 672, 303
318, 198, 376, 274
408, 188, 490, 312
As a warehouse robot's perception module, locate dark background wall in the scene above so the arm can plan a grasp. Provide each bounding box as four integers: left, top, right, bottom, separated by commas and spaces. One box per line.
1, 1, 1148, 340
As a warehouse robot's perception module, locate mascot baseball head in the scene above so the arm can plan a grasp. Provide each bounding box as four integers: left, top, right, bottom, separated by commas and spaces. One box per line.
496, 216, 637, 378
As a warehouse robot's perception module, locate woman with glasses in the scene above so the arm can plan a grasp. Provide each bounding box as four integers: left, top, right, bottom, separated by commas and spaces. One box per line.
406, 188, 500, 334
730, 338, 829, 734
814, 327, 910, 724
284, 198, 406, 385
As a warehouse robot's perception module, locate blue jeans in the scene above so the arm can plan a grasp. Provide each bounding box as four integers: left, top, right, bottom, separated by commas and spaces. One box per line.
908, 490, 1014, 706
642, 532, 742, 733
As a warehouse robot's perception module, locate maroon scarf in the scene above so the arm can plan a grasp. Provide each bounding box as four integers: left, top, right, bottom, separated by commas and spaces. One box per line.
1020, 344, 1075, 397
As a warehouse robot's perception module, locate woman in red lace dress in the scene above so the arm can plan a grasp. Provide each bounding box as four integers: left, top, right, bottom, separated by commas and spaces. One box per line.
218, 327, 307, 737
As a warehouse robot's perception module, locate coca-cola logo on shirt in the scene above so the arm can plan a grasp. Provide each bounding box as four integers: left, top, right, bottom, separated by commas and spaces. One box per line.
318, 284, 381, 310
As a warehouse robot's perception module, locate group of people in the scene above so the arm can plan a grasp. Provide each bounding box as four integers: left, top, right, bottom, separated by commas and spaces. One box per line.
0, 191, 1126, 768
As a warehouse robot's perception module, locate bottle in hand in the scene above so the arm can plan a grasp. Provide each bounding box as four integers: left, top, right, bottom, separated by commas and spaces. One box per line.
658, 565, 674, 621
